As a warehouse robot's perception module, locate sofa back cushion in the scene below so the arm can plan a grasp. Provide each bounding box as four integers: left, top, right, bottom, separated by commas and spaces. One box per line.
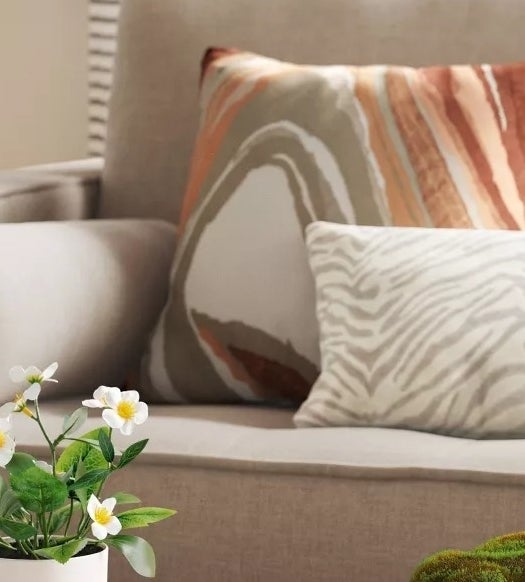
100, 0, 525, 222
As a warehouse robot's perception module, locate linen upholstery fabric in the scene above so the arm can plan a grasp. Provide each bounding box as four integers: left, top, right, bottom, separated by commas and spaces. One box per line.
102, 0, 525, 223
20, 158, 104, 189
0, 219, 175, 401
295, 222, 525, 437
14, 401, 525, 582
0, 169, 100, 222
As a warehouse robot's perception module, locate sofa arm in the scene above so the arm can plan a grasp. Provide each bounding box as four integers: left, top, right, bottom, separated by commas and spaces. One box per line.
0, 219, 176, 401
0, 158, 103, 222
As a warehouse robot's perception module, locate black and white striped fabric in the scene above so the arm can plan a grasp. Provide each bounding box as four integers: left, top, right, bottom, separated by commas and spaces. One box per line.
88, 0, 120, 157
295, 221, 525, 438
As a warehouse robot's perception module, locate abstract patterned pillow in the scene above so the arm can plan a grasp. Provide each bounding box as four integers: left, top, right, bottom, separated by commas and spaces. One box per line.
295, 222, 525, 438
141, 49, 525, 403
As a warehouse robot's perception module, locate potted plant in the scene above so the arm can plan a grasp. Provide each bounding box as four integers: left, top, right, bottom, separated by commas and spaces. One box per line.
0, 362, 175, 581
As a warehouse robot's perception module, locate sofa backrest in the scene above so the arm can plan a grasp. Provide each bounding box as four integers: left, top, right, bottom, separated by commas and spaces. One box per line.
100, 0, 525, 223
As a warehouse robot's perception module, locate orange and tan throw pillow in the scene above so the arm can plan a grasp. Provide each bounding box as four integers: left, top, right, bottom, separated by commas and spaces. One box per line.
142, 49, 525, 403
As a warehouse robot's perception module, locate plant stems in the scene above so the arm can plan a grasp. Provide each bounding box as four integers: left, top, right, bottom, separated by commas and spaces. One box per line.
63, 437, 102, 449
33, 399, 56, 475
63, 497, 74, 537
17, 540, 28, 556
33, 513, 38, 549
39, 513, 49, 547
0, 538, 13, 550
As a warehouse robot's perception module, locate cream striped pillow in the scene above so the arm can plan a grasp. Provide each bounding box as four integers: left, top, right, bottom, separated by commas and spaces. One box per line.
295, 222, 525, 438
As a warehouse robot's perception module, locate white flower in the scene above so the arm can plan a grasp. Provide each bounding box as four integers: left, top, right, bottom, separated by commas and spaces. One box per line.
87, 495, 122, 540
9, 362, 58, 394
102, 389, 148, 436
0, 384, 42, 418
82, 386, 112, 409
0, 418, 15, 468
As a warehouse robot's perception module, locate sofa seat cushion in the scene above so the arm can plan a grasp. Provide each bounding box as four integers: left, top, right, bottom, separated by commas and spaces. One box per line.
13, 401, 525, 483
12, 400, 525, 582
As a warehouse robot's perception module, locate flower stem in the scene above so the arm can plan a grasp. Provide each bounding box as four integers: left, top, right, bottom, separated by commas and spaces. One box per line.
63, 498, 74, 536
33, 399, 56, 475
39, 513, 49, 547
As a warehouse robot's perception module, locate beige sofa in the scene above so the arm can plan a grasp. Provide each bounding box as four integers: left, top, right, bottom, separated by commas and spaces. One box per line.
2, 1, 525, 580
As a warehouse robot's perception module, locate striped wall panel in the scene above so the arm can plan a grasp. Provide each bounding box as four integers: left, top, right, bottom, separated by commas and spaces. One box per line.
88, 0, 120, 157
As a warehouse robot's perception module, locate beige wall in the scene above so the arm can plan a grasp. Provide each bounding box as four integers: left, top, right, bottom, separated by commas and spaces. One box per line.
0, 1, 87, 169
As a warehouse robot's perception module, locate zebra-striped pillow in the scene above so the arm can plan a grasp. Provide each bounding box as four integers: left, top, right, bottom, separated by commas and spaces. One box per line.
295, 221, 525, 438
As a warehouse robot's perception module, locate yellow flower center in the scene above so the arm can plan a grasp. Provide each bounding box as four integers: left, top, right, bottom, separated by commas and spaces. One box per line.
14, 393, 25, 410
0, 431, 5, 448
117, 401, 136, 421
14, 394, 33, 418
94, 506, 112, 526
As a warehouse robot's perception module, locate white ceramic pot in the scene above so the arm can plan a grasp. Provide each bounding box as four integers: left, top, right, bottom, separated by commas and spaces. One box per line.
0, 543, 108, 582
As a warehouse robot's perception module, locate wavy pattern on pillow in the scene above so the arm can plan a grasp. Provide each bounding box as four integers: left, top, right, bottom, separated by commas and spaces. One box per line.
144, 52, 369, 402
295, 222, 525, 437
142, 49, 525, 404
349, 63, 525, 228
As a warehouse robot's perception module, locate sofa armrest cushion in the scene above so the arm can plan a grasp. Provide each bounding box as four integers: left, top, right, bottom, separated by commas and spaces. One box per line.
0, 159, 104, 222
0, 219, 176, 400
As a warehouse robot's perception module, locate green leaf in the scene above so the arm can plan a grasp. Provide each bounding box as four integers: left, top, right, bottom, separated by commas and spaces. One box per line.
98, 429, 114, 463
11, 467, 68, 513
6, 453, 36, 475
0, 517, 37, 540
118, 439, 149, 469
0, 489, 22, 518
0, 476, 21, 518
62, 407, 88, 436
71, 459, 88, 509
75, 486, 88, 510
56, 427, 109, 474
106, 535, 156, 577
68, 469, 110, 492
35, 538, 88, 564
113, 492, 141, 505
117, 507, 176, 530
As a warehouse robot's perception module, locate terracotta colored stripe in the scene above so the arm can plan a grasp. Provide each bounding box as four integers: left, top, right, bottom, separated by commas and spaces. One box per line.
491, 64, 525, 220
412, 69, 490, 227
179, 74, 271, 232
197, 326, 256, 389
472, 66, 520, 227
437, 66, 513, 228
452, 66, 523, 227
353, 67, 423, 226
386, 69, 470, 227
